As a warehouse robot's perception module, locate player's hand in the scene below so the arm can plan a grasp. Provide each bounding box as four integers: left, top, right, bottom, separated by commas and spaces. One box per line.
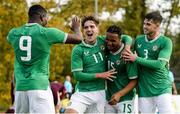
108, 92, 121, 105
71, 16, 81, 33
121, 50, 137, 62
95, 69, 117, 81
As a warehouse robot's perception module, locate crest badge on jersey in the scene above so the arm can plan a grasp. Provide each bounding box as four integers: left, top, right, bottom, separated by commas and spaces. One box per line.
116, 60, 121, 65
152, 45, 158, 51
100, 45, 105, 50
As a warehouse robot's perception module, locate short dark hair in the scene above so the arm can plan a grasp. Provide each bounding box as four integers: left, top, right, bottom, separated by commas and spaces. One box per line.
28, 5, 47, 19
81, 16, 99, 27
106, 25, 122, 37
144, 11, 163, 24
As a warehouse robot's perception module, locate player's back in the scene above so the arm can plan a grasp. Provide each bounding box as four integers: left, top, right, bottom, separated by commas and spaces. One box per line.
7, 23, 52, 91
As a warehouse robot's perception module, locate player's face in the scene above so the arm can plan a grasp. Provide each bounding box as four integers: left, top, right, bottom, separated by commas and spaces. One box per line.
105, 32, 120, 52
143, 19, 160, 36
83, 20, 99, 44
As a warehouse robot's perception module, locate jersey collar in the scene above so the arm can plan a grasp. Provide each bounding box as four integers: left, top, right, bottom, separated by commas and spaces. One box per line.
25, 23, 39, 26
145, 34, 161, 43
110, 43, 124, 55
82, 39, 97, 48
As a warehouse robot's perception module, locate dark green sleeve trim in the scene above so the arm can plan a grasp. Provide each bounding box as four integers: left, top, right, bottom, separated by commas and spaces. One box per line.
135, 57, 167, 69
73, 71, 96, 81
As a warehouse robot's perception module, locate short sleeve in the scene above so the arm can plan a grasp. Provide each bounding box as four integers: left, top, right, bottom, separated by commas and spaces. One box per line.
45, 28, 68, 44
126, 62, 138, 79
71, 46, 83, 72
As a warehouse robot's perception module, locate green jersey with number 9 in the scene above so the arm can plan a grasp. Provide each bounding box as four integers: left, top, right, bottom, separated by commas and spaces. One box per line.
7, 23, 67, 91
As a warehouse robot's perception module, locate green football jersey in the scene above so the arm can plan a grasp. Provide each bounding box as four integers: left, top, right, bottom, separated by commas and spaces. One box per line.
71, 36, 106, 92
134, 35, 172, 97
106, 44, 138, 102
7, 23, 67, 91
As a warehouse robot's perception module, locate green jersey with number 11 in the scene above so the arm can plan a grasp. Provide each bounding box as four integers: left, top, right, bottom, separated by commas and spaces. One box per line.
7, 23, 67, 91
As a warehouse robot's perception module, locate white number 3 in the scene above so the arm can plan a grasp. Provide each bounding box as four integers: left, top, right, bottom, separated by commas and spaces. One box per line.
19, 36, 32, 61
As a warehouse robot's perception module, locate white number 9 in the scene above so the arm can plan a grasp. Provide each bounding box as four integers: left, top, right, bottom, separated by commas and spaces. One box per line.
19, 36, 32, 61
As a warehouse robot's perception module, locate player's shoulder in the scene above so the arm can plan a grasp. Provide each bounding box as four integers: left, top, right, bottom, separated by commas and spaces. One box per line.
136, 34, 145, 40
72, 44, 83, 52
121, 34, 132, 39
159, 35, 172, 42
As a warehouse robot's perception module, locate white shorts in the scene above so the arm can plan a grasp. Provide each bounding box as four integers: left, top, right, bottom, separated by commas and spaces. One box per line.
138, 93, 173, 114
15, 87, 55, 113
105, 99, 135, 113
66, 90, 106, 113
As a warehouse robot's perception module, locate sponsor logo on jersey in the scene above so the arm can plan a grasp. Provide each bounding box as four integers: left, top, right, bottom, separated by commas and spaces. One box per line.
116, 60, 121, 65
100, 45, 105, 50
84, 51, 89, 56
152, 45, 158, 51
137, 44, 142, 48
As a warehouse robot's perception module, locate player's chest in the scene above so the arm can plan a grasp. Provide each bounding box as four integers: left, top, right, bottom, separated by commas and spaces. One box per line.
135, 42, 161, 59
82, 45, 106, 64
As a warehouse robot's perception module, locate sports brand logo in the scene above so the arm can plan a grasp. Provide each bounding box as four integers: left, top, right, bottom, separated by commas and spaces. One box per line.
137, 44, 142, 48
84, 51, 89, 56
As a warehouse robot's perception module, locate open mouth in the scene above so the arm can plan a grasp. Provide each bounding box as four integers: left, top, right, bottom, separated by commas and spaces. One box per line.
87, 33, 93, 37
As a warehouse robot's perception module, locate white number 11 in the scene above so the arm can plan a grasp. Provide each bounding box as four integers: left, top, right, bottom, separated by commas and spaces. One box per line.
19, 36, 32, 61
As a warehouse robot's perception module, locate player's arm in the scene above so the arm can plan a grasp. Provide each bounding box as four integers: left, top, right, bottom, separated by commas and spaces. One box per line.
46, 16, 82, 44
109, 79, 137, 105
73, 69, 117, 82
121, 35, 133, 50
109, 62, 138, 105
65, 16, 82, 44
122, 38, 172, 69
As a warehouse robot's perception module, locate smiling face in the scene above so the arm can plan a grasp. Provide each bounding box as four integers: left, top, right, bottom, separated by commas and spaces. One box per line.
105, 32, 121, 53
143, 19, 160, 36
83, 20, 99, 45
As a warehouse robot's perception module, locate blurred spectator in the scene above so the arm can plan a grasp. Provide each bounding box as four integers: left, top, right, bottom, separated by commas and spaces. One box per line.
50, 81, 66, 114
64, 75, 73, 98
169, 71, 178, 95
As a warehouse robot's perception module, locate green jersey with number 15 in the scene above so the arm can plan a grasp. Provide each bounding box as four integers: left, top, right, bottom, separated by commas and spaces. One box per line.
7, 23, 67, 91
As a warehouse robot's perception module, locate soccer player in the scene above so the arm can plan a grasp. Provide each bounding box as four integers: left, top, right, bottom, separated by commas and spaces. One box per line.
122, 11, 173, 113
105, 25, 138, 113
65, 16, 132, 114
7, 5, 82, 113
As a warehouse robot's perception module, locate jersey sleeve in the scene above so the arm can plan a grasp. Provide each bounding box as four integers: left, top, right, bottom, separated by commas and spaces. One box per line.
7, 28, 15, 43
121, 35, 133, 45
45, 28, 68, 44
158, 38, 172, 62
126, 62, 138, 79
71, 46, 83, 72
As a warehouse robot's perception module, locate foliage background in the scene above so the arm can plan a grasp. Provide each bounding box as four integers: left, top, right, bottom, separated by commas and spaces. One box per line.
0, 0, 179, 112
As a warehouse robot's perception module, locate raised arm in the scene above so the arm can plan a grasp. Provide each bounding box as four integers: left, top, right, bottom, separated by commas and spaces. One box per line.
65, 16, 82, 44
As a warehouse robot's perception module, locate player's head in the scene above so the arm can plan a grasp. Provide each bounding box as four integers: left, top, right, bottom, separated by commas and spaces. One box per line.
143, 11, 162, 35
81, 16, 99, 45
28, 5, 48, 26
105, 25, 122, 52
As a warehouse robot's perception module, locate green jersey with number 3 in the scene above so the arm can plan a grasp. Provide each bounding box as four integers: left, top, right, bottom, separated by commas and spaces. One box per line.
134, 35, 172, 97
7, 23, 67, 91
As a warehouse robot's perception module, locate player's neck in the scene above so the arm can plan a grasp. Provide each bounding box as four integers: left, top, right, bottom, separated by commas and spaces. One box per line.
28, 19, 41, 24
147, 31, 160, 40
